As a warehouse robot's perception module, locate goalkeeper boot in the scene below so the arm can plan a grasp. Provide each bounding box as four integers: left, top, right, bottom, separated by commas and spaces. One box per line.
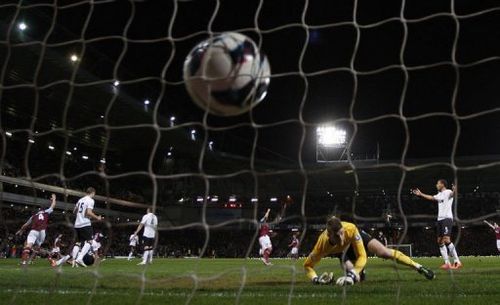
418, 266, 435, 280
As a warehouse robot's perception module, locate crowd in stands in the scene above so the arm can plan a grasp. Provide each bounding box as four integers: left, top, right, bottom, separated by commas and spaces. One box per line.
1, 203, 499, 260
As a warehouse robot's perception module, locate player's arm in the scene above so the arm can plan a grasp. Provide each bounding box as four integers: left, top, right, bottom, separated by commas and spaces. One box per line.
45, 194, 57, 213
483, 220, 495, 230
260, 208, 271, 223
133, 223, 144, 236
16, 217, 32, 235
335, 228, 367, 286
412, 188, 437, 202
351, 230, 367, 276
85, 208, 102, 221
450, 184, 457, 197
303, 235, 333, 284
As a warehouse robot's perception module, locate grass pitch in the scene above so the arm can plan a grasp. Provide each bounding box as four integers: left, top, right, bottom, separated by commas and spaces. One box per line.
1, 256, 499, 305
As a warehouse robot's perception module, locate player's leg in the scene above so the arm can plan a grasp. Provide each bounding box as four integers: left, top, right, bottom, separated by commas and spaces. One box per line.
55, 254, 71, 267
258, 235, 272, 265
497, 239, 500, 253
71, 229, 83, 267
443, 236, 462, 269
436, 221, 451, 269
366, 239, 434, 280
138, 238, 152, 265
76, 227, 93, 267
22, 230, 38, 265
441, 219, 461, 269
128, 246, 135, 261
145, 238, 154, 264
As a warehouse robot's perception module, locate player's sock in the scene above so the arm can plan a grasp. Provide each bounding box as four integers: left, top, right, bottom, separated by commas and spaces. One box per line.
263, 248, 271, 263
21, 247, 31, 263
447, 243, 460, 263
128, 251, 134, 260
147, 250, 153, 263
56, 255, 70, 266
141, 250, 149, 263
390, 249, 420, 269
71, 245, 80, 259
439, 245, 450, 264
76, 242, 91, 261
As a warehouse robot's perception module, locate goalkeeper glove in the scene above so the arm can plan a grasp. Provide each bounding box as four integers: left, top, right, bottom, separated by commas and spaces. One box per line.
335, 270, 359, 286
312, 272, 334, 285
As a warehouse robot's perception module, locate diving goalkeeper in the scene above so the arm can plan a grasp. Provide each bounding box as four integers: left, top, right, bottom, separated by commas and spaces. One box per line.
304, 216, 435, 286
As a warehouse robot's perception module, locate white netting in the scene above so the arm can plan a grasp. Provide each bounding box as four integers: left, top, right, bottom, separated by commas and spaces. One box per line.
1, 0, 500, 305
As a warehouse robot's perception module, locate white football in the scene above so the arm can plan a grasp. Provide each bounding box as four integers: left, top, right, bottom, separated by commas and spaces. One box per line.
183, 32, 271, 116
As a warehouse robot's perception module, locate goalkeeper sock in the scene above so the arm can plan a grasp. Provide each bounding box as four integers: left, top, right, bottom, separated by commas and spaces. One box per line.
439, 245, 450, 264
390, 249, 419, 269
71, 245, 80, 259
447, 243, 460, 263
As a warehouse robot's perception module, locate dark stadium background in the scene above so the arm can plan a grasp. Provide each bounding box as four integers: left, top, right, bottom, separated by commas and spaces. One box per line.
0, 0, 499, 258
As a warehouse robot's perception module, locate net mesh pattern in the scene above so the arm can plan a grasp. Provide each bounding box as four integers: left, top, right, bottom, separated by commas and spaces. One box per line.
1, 0, 500, 304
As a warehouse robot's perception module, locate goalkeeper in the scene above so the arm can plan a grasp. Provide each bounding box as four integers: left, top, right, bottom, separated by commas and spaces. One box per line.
304, 216, 435, 286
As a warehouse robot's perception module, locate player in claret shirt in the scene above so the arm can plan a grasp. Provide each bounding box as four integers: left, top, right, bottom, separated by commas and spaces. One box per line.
288, 232, 300, 260
483, 220, 500, 253
16, 194, 57, 266
258, 208, 273, 266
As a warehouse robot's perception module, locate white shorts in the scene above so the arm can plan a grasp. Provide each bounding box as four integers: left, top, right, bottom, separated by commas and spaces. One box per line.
51, 247, 60, 254
291, 247, 298, 255
27, 230, 46, 247
259, 235, 272, 252
129, 242, 137, 247
496, 240, 500, 252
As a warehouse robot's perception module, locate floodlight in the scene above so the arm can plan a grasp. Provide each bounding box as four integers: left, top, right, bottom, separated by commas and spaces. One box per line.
316, 126, 347, 147
18, 22, 27, 31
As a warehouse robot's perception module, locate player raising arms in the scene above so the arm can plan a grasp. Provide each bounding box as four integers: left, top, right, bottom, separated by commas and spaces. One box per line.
288, 232, 300, 260
258, 208, 273, 266
483, 220, 500, 253
16, 194, 57, 266
304, 216, 435, 286
71, 187, 102, 267
412, 179, 462, 270
132, 208, 158, 265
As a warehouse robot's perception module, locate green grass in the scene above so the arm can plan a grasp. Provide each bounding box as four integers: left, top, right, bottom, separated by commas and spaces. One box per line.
1, 256, 499, 305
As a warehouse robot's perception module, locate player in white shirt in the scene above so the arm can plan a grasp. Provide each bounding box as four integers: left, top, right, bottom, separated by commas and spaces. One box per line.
413, 179, 462, 270
71, 187, 102, 267
128, 234, 139, 261
132, 208, 158, 265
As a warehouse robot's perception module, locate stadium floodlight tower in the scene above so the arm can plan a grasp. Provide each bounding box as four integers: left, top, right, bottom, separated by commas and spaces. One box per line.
316, 125, 348, 162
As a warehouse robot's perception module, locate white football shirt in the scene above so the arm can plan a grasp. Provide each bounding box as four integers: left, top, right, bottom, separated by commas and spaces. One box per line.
74, 195, 95, 228
140, 212, 158, 238
433, 189, 454, 220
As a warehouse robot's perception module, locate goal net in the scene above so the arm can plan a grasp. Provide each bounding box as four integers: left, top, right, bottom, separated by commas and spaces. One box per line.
1, 0, 500, 305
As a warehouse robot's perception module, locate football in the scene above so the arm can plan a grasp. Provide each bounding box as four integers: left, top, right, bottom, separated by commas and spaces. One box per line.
183, 32, 271, 116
